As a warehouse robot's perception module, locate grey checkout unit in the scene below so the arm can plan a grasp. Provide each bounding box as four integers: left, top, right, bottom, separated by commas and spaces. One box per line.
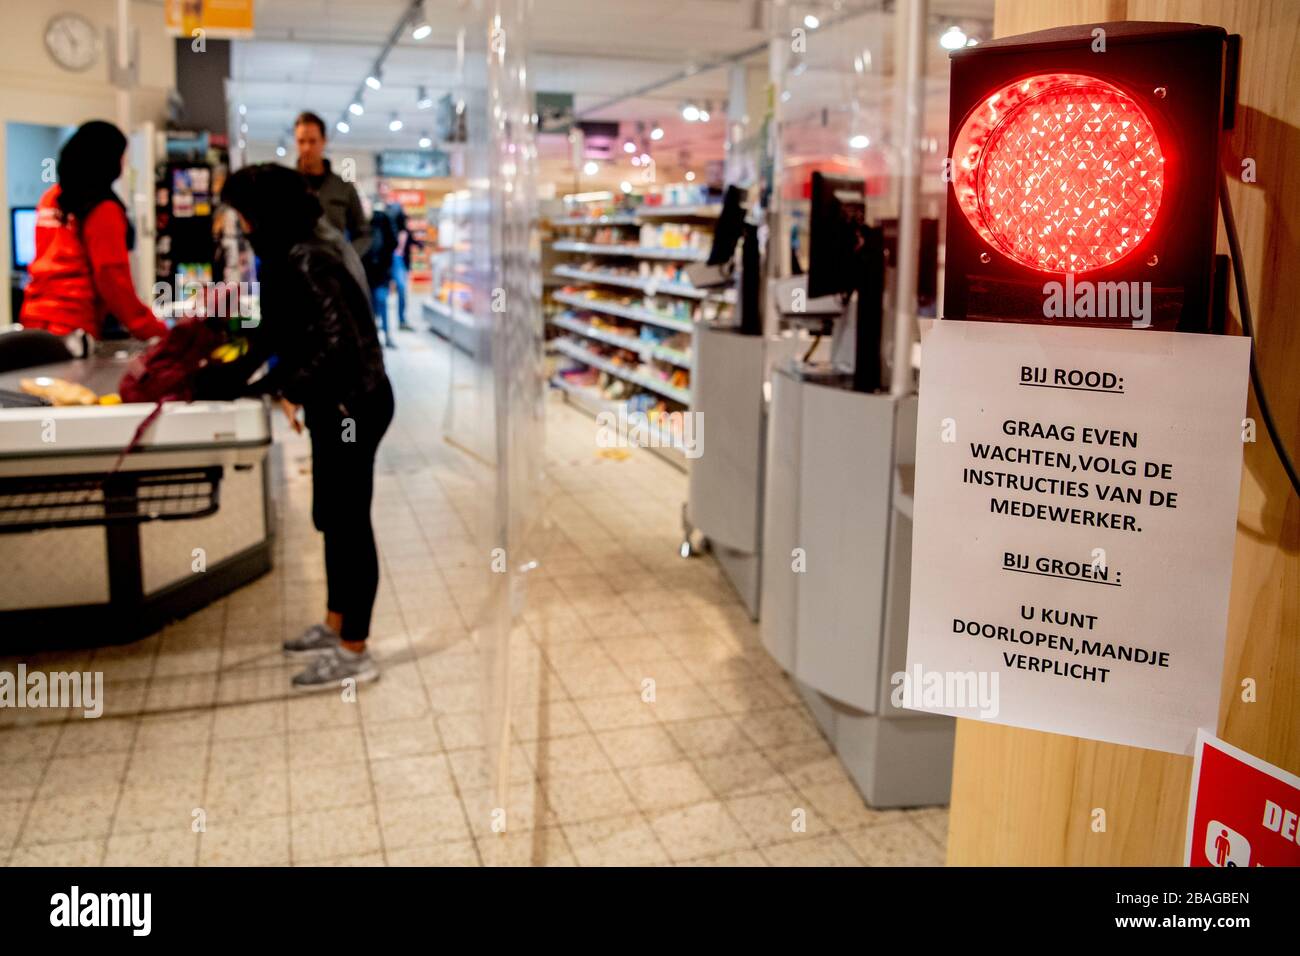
0, 348, 273, 647
757, 173, 953, 808
684, 187, 813, 619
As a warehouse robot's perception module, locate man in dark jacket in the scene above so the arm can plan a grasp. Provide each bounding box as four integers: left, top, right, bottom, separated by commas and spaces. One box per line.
294, 111, 371, 261
363, 202, 399, 348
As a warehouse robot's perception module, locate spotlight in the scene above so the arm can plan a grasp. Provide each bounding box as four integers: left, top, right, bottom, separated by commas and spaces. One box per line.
275, 145, 286, 157
620, 181, 633, 194
631, 156, 641, 167
418, 134, 432, 148
805, 14, 820, 29
682, 104, 700, 122
583, 160, 598, 175
650, 126, 664, 141
349, 102, 364, 116
336, 120, 350, 133
623, 141, 637, 153
685, 171, 695, 182
412, 23, 432, 40
366, 74, 382, 91
389, 114, 403, 132
940, 26, 967, 50
417, 85, 433, 109
849, 134, 870, 149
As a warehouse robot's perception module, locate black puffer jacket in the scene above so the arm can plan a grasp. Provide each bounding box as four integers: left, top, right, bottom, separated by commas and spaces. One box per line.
243, 218, 388, 414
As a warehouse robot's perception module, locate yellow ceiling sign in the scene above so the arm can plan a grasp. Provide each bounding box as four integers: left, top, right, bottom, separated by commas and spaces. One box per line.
165, 0, 255, 38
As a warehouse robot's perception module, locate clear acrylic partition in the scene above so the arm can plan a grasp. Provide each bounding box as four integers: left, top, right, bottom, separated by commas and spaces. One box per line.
769, 1, 994, 332
442, 0, 546, 851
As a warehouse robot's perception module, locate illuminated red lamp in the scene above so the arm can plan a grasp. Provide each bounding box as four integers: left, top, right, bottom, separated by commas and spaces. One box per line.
943, 22, 1239, 331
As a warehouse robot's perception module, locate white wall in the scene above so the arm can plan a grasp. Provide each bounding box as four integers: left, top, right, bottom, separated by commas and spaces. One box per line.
6, 124, 76, 209
1, 0, 176, 325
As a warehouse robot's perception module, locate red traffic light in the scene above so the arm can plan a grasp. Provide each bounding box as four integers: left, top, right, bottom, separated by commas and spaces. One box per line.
943, 22, 1239, 331
952, 73, 1165, 275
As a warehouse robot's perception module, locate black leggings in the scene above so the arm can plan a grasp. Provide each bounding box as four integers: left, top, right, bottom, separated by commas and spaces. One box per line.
306, 378, 394, 642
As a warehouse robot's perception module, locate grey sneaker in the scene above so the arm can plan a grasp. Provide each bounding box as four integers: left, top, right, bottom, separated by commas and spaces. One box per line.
282, 623, 339, 659
291, 646, 379, 693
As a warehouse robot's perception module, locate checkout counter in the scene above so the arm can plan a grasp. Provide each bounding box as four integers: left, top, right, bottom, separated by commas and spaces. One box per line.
688, 175, 953, 807
0, 352, 273, 647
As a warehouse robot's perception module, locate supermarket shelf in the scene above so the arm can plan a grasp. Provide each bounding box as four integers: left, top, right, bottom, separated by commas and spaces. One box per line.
425, 296, 474, 328
553, 264, 729, 302
552, 338, 690, 405
552, 290, 693, 335
551, 314, 691, 369
422, 297, 476, 355
549, 375, 687, 472
552, 240, 709, 262
635, 204, 722, 219
550, 214, 639, 226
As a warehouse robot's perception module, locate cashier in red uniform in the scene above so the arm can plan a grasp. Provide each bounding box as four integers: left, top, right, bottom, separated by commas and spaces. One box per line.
19, 120, 167, 342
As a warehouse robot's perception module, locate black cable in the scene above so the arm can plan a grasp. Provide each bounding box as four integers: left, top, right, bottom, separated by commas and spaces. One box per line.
1219, 173, 1300, 498
802, 333, 821, 364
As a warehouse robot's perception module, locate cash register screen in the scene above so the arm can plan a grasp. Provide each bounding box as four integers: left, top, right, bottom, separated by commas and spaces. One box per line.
11, 207, 37, 270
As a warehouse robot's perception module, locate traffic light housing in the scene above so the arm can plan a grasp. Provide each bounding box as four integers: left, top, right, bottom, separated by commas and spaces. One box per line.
943, 21, 1240, 331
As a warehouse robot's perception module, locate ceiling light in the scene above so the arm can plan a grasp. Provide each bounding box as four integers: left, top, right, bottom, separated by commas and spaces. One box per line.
412, 23, 432, 40
650, 126, 664, 141
417, 85, 433, 109
275, 145, 286, 157
805, 14, 820, 29
940, 26, 968, 50
238, 104, 246, 116
698, 109, 710, 122
336, 120, 350, 133
366, 74, 382, 91
849, 134, 870, 148
682, 104, 700, 122
620, 181, 633, 194
418, 134, 432, 148
639, 153, 651, 164
631, 156, 641, 167
389, 114, 403, 132
623, 140, 636, 153
583, 160, 598, 175
349, 102, 364, 116
685, 171, 695, 182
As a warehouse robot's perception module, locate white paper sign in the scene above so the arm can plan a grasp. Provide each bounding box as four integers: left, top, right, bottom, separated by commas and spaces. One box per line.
904, 320, 1250, 754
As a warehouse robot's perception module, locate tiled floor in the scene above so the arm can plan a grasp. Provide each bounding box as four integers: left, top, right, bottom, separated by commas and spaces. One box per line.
0, 327, 947, 866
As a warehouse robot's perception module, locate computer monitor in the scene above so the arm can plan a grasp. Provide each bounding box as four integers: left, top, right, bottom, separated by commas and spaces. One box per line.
880, 217, 940, 311
11, 208, 37, 271
706, 185, 746, 267
804, 172, 885, 392
806, 172, 866, 300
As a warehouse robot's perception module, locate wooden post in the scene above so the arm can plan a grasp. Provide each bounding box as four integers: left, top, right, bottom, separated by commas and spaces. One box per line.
946, 0, 1300, 865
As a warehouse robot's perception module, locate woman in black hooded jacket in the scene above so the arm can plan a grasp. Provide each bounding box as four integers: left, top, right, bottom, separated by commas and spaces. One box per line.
220, 163, 394, 691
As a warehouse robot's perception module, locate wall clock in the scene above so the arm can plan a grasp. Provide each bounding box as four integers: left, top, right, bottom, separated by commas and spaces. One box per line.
44, 13, 100, 73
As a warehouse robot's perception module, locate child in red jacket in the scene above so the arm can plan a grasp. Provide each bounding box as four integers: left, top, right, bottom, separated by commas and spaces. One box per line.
19, 120, 166, 342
